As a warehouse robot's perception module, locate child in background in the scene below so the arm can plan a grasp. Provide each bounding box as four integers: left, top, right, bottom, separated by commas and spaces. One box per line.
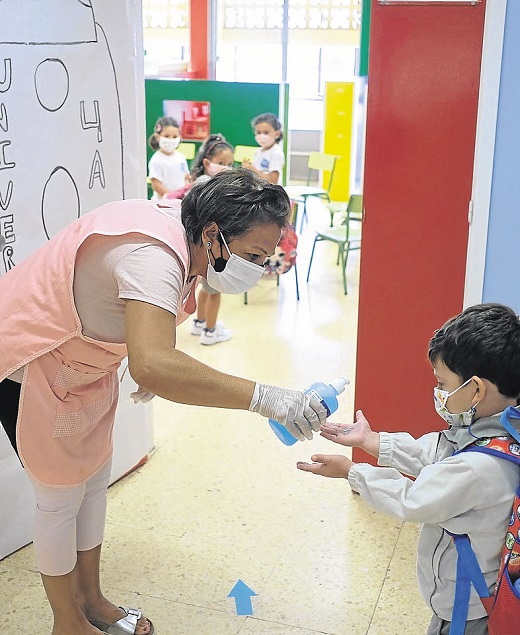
191, 133, 234, 182
242, 112, 284, 184
148, 116, 190, 199
297, 303, 520, 635
189, 134, 235, 345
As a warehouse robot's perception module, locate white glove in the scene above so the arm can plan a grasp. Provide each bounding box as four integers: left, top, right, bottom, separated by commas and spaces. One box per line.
249, 383, 327, 441
130, 386, 155, 404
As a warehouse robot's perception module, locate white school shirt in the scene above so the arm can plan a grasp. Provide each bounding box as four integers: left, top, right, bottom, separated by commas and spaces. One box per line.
252, 144, 285, 184
148, 150, 189, 197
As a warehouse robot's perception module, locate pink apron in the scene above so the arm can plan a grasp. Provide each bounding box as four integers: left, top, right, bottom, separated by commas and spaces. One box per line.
0, 199, 197, 486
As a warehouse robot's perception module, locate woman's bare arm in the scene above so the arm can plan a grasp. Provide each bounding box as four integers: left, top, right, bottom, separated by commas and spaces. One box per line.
125, 299, 255, 408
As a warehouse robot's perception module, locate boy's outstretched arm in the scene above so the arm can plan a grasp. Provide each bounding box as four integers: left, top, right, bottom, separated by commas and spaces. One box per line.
296, 454, 353, 479
320, 409, 380, 458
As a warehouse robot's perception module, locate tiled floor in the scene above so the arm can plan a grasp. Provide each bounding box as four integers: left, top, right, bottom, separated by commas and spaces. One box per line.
0, 201, 432, 634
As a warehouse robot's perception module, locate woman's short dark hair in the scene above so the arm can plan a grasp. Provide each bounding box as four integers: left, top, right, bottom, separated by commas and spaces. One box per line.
428, 303, 520, 399
181, 167, 290, 244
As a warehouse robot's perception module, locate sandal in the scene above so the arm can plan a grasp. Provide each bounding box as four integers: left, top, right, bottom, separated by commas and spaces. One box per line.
90, 606, 155, 635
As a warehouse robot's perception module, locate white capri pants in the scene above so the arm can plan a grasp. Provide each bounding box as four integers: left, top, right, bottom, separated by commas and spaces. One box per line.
30, 459, 112, 576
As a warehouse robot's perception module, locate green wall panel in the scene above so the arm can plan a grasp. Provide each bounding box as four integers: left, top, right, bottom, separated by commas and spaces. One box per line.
359, 0, 371, 77
145, 79, 286, 173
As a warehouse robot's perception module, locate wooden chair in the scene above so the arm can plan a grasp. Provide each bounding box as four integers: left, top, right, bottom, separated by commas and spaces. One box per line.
306, 194, 362, 295
284, 151, 338, 232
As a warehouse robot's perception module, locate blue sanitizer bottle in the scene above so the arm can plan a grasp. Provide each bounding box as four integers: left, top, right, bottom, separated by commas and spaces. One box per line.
269, 376, 349, 446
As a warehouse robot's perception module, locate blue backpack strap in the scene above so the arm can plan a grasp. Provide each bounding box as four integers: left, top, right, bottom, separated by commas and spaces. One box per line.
447, 532, 491, 635
462, 445, 520, 464
500, 406, 520, 444
448, 408, 520, 634
454, 407, 520, 463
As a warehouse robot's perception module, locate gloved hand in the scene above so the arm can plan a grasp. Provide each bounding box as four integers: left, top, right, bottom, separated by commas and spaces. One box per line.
130, 386, 155, 404
249, 383, 327, 441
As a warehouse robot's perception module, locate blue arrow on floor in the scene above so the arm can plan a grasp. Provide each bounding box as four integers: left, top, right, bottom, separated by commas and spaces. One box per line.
227, 579, 257, 615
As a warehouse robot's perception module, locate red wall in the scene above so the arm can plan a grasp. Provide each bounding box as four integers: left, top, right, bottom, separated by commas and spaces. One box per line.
189, 0, 209, 79
353, 1, 486, 461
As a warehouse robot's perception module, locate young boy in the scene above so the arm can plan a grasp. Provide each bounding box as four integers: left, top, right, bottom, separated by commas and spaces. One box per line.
297, 303, 520, 635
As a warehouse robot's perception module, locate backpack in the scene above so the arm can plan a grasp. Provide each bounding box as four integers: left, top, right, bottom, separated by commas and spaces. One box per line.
448, 406, 520, 635
264, 225, 298, 276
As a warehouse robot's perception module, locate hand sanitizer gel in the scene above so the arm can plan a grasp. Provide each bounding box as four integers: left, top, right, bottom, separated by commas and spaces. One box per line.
269, 376, 349, 446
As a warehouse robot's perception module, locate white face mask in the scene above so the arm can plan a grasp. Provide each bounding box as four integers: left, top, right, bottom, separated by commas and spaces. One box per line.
206, 162, 231, 177
255, 133, 274, 148
159, 136, 181, 153
206, 233, 265, 294
433, 377, 477, 427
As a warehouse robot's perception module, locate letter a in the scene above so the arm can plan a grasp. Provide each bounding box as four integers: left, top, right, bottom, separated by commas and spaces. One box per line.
89, 150, 106, 189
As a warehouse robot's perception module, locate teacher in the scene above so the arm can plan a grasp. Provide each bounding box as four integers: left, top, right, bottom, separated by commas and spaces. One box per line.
0, 169, 326, 635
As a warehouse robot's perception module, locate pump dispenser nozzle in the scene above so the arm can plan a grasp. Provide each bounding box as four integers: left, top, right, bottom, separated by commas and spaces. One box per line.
268, 376, 349, 446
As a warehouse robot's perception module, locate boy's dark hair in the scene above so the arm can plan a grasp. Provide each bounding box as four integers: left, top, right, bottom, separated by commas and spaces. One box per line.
191, 133, 234, 179
148, 116, 180, 150
428, 303, 520, 399
252, 112, 283, 143
181, 167, 290, 245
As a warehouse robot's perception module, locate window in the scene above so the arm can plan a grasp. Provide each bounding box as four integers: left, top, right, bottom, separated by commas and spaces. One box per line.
142, 0, 189, 29
217, 0, 360, 98
142, 0, 190, 77
222, 0, 361, 31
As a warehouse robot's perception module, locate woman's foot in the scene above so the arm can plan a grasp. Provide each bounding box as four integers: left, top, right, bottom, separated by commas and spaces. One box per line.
84, 598, 153, 635
51, 617, 104, 635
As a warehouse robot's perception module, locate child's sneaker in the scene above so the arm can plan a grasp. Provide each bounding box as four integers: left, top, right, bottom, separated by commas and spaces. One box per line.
191, 319, 206, 335
200, 324, 232, 345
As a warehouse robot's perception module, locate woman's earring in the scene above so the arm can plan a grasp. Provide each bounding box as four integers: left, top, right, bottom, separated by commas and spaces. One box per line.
206, 242, 212, 249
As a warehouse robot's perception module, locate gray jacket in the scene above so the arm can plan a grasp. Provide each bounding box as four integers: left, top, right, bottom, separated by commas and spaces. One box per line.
348, 413, 520, 621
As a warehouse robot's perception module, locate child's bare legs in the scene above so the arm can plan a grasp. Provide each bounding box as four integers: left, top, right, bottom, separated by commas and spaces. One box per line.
203, 291, 221, 330
195, 283, 223, 328
194, 282, 232, 345
196, 288, 209, 323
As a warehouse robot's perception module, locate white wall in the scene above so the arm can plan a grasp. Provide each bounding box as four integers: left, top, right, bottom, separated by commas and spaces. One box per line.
479, 0, 520, 312
0, 0, 152, 560
465, 0, 520, 312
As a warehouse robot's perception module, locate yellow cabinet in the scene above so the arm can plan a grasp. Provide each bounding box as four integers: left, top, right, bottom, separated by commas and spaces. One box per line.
323, 82, 354, 202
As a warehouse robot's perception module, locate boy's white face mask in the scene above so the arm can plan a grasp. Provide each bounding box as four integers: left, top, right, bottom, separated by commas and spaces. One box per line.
433, 377, 476, 427
206, 233, 265, 294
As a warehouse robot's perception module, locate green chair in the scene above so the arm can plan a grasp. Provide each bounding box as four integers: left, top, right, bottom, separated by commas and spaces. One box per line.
178, 142, 196, 168
234, 145, 258, 165
306, 194, 363, 295
243, 261, 300, 305
284, 151, 338, 233
327, 200, 349, 227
